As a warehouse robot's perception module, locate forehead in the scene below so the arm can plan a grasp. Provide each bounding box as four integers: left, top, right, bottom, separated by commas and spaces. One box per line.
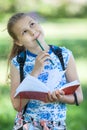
16, 16, 35, 25
13, 16, 35, 34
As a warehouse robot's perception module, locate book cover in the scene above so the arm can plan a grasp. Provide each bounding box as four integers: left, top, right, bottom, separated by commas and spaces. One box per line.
18, 91, 48, 102
60, 80, 80, 95
14, 75, 80, 102
14, 75, 49, 102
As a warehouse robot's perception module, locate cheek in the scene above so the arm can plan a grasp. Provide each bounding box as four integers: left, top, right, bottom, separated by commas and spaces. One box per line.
23, 35, 32, 41
40, 26, 44, 34
19, 37, 31, 47
23, 41, 32, 49
37, 25, 44, 35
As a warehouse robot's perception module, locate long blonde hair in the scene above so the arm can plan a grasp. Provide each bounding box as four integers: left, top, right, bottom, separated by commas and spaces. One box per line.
7, 13, 27, 62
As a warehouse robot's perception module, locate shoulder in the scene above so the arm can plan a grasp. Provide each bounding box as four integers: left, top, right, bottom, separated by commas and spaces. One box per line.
51, 45, 73, 68
11, 51, 26, 65
52, 45, 71, 53
60, 46, 73, 68
60, 46, 72, 57
11, 55, 18, 67
51, 45, 72, 57
11, 51, 24, 69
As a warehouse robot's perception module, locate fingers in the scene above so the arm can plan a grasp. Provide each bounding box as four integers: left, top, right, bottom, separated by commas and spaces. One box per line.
55, 90, 65, 102
48, 91, 59, 102
32, 51, 51, 76
36, 51, 51, 64
48, 91, 54, 102
37, 50, 50, 58
58, 90, 65, 95
48, 90, 65, 102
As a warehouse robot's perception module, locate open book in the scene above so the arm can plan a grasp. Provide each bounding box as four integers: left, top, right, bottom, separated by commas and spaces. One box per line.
14, 75, 80, 102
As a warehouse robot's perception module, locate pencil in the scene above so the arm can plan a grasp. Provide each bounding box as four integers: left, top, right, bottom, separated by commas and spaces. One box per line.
36, 39, 44, 51
36, 39, 54, 65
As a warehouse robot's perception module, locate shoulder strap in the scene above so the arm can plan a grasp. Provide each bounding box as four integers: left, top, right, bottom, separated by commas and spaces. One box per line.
17, 51, 26, 82
17, 51, 26, 113
50, 45, 65, 70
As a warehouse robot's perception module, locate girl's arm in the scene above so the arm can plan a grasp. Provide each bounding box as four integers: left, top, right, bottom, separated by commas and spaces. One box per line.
10, 63, 29, 111
48, 54, 83, 104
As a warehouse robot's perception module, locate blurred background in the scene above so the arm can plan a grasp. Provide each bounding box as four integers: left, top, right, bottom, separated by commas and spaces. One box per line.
0, 0, 87, 130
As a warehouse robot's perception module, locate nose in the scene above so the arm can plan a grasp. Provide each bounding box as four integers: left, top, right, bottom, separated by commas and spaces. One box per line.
29, 29, 36, 36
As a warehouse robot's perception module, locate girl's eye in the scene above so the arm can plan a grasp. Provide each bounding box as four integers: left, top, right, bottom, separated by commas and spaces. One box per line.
30, 22, 35, 27
22, 30, 27, 35
24, 30, 27, 33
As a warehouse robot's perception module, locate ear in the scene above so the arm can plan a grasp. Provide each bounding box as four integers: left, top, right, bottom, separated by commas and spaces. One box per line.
14, 40, 23, 46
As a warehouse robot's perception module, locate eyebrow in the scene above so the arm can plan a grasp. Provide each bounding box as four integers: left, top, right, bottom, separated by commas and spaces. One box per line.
29, 20, 33, 24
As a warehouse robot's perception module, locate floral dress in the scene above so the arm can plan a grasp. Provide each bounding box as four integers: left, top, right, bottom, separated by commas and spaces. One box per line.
12, 45, 72, 130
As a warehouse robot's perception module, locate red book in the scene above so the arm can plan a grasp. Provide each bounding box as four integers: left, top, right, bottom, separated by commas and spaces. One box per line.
14, 75, 80, 102
60, 80, 80, 95
19, 91, 49, 102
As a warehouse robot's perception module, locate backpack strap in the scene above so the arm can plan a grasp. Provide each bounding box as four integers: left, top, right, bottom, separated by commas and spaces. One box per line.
17, 51, 27, 113
50, 45, 65, 70
17, 51, 26, 82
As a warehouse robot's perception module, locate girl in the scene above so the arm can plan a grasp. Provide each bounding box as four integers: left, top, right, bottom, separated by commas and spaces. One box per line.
7, 12, 83, 130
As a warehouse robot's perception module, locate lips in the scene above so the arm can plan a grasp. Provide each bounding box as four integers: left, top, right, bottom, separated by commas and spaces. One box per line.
34, 32, 40, 40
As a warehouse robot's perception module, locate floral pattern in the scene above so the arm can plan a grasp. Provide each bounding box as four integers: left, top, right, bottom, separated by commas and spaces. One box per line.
12, 45, 72, 124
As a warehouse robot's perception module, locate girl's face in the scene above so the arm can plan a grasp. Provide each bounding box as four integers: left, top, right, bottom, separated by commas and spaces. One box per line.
12, 16, 45, 51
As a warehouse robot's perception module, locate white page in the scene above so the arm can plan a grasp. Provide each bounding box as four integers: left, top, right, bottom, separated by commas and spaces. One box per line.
46, 69, 66, 92
14, 75, 50, 97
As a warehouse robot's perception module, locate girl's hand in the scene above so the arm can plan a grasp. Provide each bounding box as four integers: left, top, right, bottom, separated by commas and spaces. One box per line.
48, 90, 65, 102
31, 51, 51, 77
